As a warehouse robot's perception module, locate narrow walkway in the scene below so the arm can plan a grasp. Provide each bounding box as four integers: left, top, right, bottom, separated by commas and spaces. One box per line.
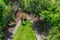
12, 20, 21, 35
8, 20, 21, 40
7, 11, 21, 40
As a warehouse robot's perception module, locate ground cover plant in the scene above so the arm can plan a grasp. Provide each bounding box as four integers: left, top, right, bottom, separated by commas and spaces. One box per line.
12, 20, 37, 40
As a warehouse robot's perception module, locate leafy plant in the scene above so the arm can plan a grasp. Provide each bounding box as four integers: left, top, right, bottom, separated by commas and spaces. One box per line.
0, 0, 14, 40
47, 27, 60, 40
20, 0, 51, 14
0, 31, 5, 39
0, 0, 6, 30
3, 0, 10, 5
20, 0, 60, 40
8, 21, 15, 27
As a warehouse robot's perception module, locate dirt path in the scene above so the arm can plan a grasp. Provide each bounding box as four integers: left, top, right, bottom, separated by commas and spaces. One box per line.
7, 20, 21, 40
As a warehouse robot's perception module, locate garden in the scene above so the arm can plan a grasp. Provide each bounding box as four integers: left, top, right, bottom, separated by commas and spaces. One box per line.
0, 0, 60, 40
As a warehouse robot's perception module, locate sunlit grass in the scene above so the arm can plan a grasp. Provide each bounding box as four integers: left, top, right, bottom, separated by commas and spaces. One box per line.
12, 20, 37, 40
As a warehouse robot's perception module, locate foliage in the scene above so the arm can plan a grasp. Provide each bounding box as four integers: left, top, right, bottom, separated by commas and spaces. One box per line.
12, 20, 37, 40
20, 0, 51, 15
10, 13, 15, 21
0, 0, 6, 30
0, 4, 12, 30
0, 31, 5, 40
47, 27, 60, 40
39, 0, 60, 40
0, 0, 12, 40
0, 0, 15, 40
20, 0, 60, 40
40, 8, 60, 27
3, 0, 10, 5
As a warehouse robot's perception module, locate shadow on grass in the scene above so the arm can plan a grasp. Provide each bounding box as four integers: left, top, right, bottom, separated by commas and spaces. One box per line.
32, 19, 52, 35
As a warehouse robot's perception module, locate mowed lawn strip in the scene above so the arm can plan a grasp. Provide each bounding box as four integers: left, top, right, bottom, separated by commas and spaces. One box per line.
12, 20, 37, 40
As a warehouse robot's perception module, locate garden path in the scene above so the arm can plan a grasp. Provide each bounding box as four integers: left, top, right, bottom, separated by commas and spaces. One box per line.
3, 8, 46, 40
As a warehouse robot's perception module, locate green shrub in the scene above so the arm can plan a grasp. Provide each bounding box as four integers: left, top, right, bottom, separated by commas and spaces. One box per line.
40, 5, 60, 26
0, 0, 13, 40
47, 27, 60, 40
0, 31, 5, 39
3, 0, 10, 5
20, 0, 54, 15
8, 21, 15, 27
0, 0, 12, 30
0, 1, 6, 30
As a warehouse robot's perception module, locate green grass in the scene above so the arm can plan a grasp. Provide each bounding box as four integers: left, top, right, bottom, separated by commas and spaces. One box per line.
12, 20, 37, 40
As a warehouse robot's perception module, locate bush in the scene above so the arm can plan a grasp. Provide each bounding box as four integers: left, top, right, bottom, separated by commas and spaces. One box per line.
0, 0, 6, 30
0, 31, 5, 40
0, 5, 12, 30
40, 5, 60, 26
10, 13, 15, 22
0, 1, 13, 39
0, 0, 13, 40
20, 0, 50, 14
3, 0, 10, 5
47, 27, 60, 40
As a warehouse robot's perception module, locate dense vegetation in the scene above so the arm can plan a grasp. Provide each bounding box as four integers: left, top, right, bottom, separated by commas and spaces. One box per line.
0, 0, 60, 40
0, 0, 12, 30
0, 0, 13, 39
3, 0, 10, 5
13, 20, 37, 40
20, 0, 60, 40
